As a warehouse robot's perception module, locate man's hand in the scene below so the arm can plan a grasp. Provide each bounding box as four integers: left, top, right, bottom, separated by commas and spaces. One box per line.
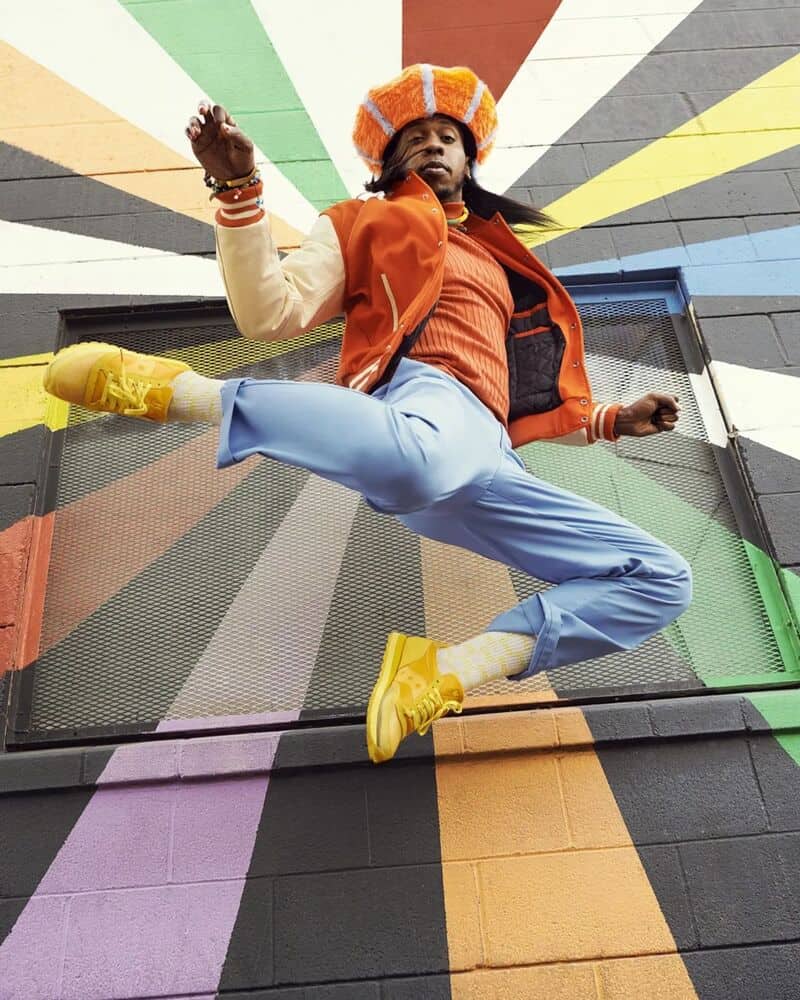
614, 392, 680, 438
186, 102, 255, 181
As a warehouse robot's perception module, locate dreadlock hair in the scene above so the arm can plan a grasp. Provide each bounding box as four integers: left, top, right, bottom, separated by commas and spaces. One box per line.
364, 118, 558, 231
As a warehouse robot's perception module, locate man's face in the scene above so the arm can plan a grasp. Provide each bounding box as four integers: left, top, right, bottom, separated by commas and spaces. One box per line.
392, 115, 469, 202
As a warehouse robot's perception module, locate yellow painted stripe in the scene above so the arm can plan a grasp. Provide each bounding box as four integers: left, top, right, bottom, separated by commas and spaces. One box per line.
0, 353, 53, 368
434, 710, 698, 996
1, 42, 304, 249
0, 364, 51, 436
0, 323, 342, 438
517, 52, 800, 247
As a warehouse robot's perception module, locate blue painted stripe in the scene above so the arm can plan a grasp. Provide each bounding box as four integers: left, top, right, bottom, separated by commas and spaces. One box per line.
555, 225, 800, 297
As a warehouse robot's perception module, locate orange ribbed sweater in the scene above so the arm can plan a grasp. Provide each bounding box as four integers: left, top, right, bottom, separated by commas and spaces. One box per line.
410, 203, 513, 423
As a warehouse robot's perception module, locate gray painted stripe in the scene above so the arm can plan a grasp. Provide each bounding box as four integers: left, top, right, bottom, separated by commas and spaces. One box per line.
164, 476, 359, 722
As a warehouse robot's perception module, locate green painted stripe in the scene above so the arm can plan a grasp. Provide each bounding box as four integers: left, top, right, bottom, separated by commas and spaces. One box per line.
518, 440, 798, 686
743, 541, 800, 677
120, 0, 348, 207
747, 689, 800, 766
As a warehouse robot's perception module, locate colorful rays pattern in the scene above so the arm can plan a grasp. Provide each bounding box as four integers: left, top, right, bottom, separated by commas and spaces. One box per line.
1, 3, 800, 997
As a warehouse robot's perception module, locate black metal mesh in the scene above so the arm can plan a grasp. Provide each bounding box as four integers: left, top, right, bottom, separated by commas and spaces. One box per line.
15, 297, 792, 741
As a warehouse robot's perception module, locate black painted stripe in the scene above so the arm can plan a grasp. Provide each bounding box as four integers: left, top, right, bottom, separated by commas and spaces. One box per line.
0, 142, 212, 255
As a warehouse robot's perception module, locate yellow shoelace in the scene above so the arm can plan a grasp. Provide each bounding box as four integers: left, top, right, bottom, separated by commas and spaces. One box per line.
96, 365, 151, 417
407, 680, 463, 736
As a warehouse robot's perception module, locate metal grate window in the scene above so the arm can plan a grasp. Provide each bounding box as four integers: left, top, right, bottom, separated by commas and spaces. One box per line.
8, 284, 798, 745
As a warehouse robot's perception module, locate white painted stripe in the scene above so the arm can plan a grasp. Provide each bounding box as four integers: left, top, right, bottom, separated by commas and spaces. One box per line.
0, 219, 167, 267
0, 258, 223, 297
599, 402, 612, 440
743, 427, 800, 465
463, 79, 486, 125
421, 63, 436, 116
252, 0, 402, 196
709, 361, 800, 435
1, 0, 317, 234
480, 1, 704, 194
164, 477, 359, 721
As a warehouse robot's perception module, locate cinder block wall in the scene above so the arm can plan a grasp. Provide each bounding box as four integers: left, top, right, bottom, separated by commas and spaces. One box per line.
1, 2, 800, 998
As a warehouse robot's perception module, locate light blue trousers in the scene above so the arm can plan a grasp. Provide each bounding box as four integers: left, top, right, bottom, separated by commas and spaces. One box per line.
217, 359, 692, 679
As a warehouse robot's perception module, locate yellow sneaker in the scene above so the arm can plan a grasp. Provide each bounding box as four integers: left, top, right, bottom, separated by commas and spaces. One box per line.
43, 342, 190, 422
366, 632, 464, 764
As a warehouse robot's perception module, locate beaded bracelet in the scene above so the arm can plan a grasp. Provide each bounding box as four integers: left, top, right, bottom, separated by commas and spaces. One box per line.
204, 166, 261, 199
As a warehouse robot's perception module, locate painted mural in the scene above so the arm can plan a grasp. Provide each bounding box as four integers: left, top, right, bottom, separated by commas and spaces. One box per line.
1, 0, 800, 997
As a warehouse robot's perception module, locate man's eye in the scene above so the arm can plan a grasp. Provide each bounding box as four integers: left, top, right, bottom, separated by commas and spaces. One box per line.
442, 135, 455, 143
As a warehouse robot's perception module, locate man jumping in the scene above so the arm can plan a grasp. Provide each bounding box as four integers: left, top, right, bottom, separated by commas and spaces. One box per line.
43, 65, 691, 763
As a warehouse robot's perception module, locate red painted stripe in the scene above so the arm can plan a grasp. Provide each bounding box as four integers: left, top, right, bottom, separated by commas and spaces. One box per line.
402, 0, 563, 100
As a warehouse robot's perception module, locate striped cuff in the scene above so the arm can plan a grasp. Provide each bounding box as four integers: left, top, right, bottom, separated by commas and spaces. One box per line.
214, 181, 265, 228
589, 401, 623, 443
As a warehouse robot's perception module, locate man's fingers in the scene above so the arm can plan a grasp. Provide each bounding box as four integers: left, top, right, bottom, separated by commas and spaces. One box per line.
649, 391, 680, 412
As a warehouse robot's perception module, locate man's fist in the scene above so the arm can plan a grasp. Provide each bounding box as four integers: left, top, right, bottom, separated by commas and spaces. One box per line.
614, 392, 680, 438
186, 102, 255, 181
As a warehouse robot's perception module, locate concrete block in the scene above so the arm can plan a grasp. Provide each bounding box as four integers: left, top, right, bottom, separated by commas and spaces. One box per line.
365, 757, 443, 867
584, 703, 654, 743
0, 786, 99, 898
39, 783, 173, 893
679, 832, 800, 947
512, 143, 590, 187
558, 750, 631, 849
597, 954, 698, 1000
443, 965, 598, 999
684, 942, 800, 1000
595, 737, 769, 842
245, 768, 370, 878
678, 219, 751, 265
637, 845, 698, 949
436, 751, 569, 861
440, 862, 482, 972
758, 493, 800, 564
772, 312, 800, 364
0, 485, 34, 534
561, 94, 694, 144
667, 172, 799, 221
738, 437, 800, 494
273, 867, 449, 983
0, 895, 68, 999
697, 315, 785, 368
61, 881, 248, 999
0, 746, 82, 794
478, 848, 676, 965
649, 695, 745, 737
655, 8, 800, 50
749, 733, 800, 832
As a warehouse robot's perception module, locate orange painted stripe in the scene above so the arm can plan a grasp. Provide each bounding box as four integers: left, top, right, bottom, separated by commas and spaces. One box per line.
1, 42, 304, 249
14, 513, 55, 672
34, 429, 257, 663
433, 709, 699, 995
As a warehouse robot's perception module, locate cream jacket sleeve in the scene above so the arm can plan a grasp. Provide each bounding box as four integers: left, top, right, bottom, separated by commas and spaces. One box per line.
214, 213, 346, 342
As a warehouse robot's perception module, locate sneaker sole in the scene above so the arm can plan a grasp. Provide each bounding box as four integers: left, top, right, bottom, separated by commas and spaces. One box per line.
366, 631, 407, 764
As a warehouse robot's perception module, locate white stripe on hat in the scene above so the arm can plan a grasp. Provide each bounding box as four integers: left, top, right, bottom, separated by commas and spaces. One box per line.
421, 64, 436, 116
363, 98, 395, 137
477, 125, 497, 150
463, 79, 485, 124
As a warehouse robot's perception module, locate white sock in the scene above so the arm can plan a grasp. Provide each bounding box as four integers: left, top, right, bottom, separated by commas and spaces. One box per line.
436, 631, 535, 692
169, 370, 224, 424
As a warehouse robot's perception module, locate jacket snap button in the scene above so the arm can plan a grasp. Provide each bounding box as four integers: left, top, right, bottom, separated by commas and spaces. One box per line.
581, 416, 588, 423
431, 208, 438, 214
437, 241, 443, 247
570, 323, 576, 329
572, 361, 580, 367
422, 193, 429, 199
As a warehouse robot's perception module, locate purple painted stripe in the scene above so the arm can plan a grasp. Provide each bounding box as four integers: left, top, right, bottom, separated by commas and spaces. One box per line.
0, 728, 290, 999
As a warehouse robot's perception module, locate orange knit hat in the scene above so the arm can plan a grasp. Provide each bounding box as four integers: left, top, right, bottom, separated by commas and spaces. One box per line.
353, 64, 498, 173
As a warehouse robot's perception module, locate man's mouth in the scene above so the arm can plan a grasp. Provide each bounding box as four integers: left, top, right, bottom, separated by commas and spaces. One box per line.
418, 161, 449, 176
